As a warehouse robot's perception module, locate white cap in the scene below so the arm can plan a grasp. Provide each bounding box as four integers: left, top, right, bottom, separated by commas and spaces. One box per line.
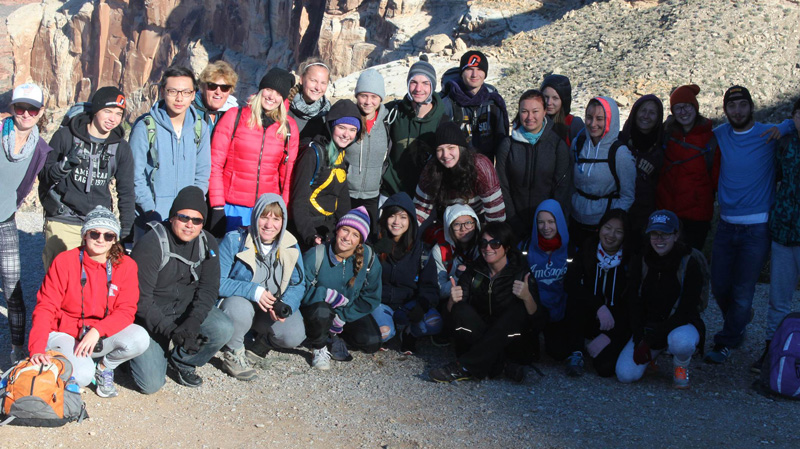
11, 83, 44, 109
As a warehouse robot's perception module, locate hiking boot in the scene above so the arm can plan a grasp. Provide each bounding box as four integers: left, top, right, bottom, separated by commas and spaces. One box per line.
9, 346, 27, 366
94, 365, 119, 398
222, 346, 258, 381
311, 347, 331, 370
751, 340, 770, 374
704, 344, 731, 364
504, 362, 525, 383
429, 361, 472, 383
245, 334, 273, 364
565, 351, 585, 377
168, 358, 203, 388
673, 365, 690, 389
329, 335, 353, 362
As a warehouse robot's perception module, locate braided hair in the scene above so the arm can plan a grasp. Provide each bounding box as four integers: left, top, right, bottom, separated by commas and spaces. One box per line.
347, 242, 364, 288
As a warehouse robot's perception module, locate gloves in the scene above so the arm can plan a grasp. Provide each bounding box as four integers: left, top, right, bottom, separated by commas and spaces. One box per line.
330, 315, 346, 334
206, 207, 227, 237
633, 340, 652, 365
407, 303, 426, 323
172, 317, 202, 354
144, 210, 162, 223
596, 305, 615, 331
586, 334, 611, 358
61, 145, 86, 171
324, 289, 349, 309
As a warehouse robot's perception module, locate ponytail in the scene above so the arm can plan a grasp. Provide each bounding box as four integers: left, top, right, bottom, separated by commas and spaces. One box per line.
347, 243, 364, 288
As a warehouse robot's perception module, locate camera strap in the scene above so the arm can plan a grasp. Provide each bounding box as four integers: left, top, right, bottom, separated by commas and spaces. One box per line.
79, 249, 113, 331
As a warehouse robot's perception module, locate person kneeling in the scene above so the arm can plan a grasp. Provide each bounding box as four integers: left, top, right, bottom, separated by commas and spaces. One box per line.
28, 206, 149, 398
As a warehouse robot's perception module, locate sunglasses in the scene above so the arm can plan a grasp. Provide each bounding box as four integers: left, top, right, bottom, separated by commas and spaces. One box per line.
87, 230, 116, 242
479, 239, 502, 250
206, 83, 232, 93
13, 105, 41, 117
176, 213, 204, 225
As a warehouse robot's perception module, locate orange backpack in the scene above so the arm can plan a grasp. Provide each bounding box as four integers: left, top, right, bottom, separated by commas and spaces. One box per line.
0, 351, 88, 427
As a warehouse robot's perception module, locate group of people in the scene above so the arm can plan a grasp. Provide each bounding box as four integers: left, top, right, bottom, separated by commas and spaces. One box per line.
2, 48, 798, 399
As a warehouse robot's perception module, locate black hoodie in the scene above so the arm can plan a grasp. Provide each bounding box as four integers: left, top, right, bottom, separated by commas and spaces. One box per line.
40, 112, 135, 237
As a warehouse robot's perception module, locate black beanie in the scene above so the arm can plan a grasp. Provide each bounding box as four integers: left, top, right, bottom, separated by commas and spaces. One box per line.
540, 74, 573, 116
460, 50, 489, 76
169, 186, 208, 220
90, 86, 126, 115
258, 68, 295, 100
724, 85, 753, 109
435, 121, 469, 148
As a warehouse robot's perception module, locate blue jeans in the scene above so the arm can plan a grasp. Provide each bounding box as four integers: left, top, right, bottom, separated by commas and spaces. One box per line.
129, 307, 233, 394
370, 303, 443, 342
711, 220, 771, 348
767, 241, 800, 339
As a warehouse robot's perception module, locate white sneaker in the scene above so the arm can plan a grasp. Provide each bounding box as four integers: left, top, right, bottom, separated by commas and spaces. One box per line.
312, 347, 331, 370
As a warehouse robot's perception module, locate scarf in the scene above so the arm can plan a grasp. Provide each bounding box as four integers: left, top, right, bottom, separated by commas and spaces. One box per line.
516, 119, 547, 146
538, 232, 562, 253
290, 93, 330, 120
446, 80, 510, 126
596, 243, 622, 270
2, 117, 39, 162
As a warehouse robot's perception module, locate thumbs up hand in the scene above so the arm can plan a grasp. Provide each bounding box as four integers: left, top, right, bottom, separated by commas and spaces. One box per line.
450, 277, 463, 304
513, 273, 533, 301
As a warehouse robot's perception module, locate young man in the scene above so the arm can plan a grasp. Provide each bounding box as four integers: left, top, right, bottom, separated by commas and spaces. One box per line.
39, 86, 134, 269
194, 60, 239, 132
130, 66, 211, 239
705, 86, 795, 364
129, 186, 233, 393
440, 50, 509, 160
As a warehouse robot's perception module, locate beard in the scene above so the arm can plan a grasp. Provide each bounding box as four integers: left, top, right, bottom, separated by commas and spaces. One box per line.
726, 110, 754, 130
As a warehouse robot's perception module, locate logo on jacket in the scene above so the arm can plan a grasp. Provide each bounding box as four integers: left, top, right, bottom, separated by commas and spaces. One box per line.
530, 261, 567, 285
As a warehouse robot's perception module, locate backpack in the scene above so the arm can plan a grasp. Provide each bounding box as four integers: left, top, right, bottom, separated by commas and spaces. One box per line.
764, 312, 800, 399
573, 131, 624, 213
0, 351, 88, 427
663, 135, 717, 175
140, 113, 203, 188
147, 221, 213, 283
309, 243, 375, 298
639, 247, 711, 314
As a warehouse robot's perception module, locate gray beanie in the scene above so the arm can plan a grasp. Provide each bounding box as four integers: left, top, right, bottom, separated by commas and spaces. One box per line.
355, 69, 385, 100
82, 206, 121, 238
407, 58, 437, 102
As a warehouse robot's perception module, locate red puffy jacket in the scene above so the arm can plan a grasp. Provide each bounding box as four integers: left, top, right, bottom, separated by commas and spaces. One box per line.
656, 119, 721, 222
209, 105, 300, 208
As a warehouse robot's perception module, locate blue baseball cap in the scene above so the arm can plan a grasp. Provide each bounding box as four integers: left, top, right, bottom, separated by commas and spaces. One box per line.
645, 210, 679, 234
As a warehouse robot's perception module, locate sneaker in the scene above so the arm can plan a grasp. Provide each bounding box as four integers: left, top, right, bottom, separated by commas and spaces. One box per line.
429, 361, 472, 383
168, 357, 203, 388
222, 347, 258, 381
704, 344, 731, 364
94, 365, 119, 398
504, 362, 525, 383
750, 341, 770, 374
9, 346, 27, 366
329, 335, 353, 362
673, 365, 690, 389
311, 347, 331, 370
565, 351, 585, 377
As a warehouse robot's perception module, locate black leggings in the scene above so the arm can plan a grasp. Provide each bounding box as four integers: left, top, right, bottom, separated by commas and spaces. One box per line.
300, 302, 382, 353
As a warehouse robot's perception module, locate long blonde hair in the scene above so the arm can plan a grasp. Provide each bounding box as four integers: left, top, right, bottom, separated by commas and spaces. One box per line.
247, 90, 289, 139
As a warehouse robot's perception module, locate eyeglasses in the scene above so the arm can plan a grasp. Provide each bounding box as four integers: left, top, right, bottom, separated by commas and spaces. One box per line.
87, 230, 116, 242
452, 221, 476, 231
479, 239, 502, 250
673, 104, 694, 114
206, 83, 232, 93
649, 232, 675, 241
164, 88, 195, 98
13, 105, 41, 117
176, 213, 204, 225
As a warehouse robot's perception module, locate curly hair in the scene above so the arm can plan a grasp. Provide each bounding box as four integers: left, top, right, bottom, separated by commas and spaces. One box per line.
346, 243, 364, 288
428, 146, 478, 211
199, 61, 239, 91
108, 242, 125, 267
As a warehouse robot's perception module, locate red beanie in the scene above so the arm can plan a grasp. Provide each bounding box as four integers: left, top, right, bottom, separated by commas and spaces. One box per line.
670, 84, 700, 113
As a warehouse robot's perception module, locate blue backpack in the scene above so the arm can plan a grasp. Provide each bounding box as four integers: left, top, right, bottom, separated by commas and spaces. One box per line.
767, 312, 800, 399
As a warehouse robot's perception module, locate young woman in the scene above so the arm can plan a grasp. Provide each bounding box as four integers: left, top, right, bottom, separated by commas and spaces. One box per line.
28, 206, 149, 397
414, 121, 506, 225
300, 207, 382, 370
370, 193, 441, 354
289, 100, 361, 251
288, 60, 331, 141
428, 222, 542, 383
563, 209, 632, 377
209, 67, 299, 235
1, 83, 52, 364
655, 84, 719, 251
497, 89, 571, 238
217, 193, 305, 381
431, 204, 482, 300
616, 210, 705, 389
541, 74, 584, 146
620, 95, 665, 244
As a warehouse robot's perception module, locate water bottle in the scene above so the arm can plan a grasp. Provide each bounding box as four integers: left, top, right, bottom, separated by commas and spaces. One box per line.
65, 376, 80, 394
0, 376, 7, 390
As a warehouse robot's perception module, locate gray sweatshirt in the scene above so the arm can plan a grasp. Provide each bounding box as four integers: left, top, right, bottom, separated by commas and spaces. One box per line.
344, 105, 390, 200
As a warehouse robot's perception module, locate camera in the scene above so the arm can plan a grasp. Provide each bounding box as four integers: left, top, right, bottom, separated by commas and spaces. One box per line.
272, 295, 292, 319
79, 325, 105, 353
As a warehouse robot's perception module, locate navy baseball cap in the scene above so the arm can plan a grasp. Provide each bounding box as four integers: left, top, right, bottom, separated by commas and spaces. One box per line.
645, 210, 679, 234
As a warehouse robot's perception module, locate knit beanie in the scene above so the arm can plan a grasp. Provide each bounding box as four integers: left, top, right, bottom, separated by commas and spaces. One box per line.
90, 86, 126, 115
169, 186, 208, 220
540, 74, 573, 116
355, 69, 385, 100
258, 68, 295, 100
724, 85, 753, 109
670, 84, 700, 113
336, 206, 370, 242
332, 116, 361, 132
82, 205, 121, 238
460, 50, 489, 76
435, 121, 469, 148
407, 57, 437, 103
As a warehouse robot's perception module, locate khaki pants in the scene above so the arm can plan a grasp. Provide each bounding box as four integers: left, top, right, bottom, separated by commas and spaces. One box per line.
42, 220, 83, 271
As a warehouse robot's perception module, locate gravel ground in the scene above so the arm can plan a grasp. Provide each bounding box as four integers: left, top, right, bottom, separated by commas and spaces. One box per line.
1, 211, 799, 448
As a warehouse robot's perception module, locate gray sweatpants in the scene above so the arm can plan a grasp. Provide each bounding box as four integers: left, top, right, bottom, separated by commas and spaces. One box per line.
219, 296, 306, 351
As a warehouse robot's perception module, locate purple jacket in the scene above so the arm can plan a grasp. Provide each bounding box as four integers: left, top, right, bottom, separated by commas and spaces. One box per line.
16, 138, 53, 208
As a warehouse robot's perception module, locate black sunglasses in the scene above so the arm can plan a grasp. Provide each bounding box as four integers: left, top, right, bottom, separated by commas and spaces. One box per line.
88, 230, 116, 242
176, 213, 204, 225
206, 82, 232, 93
479, 239, 502, 250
